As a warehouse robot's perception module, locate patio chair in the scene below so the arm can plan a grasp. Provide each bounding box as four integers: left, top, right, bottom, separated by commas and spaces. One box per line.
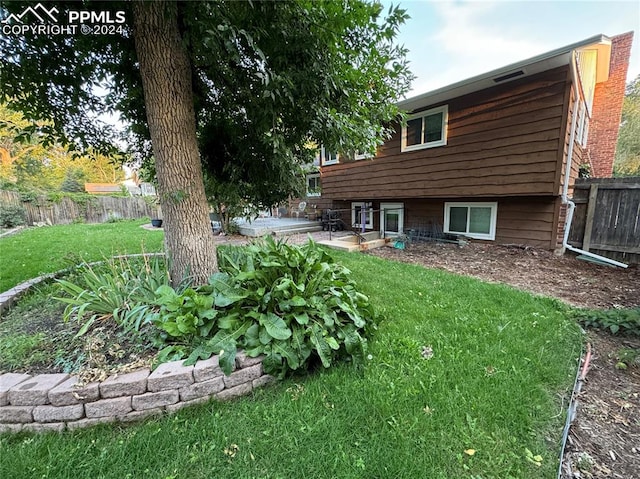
293, 201, 307, 220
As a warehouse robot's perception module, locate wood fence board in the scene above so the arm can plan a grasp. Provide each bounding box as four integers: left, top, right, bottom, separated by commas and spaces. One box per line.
0, 190, 161, 225
568, 177, 640, 264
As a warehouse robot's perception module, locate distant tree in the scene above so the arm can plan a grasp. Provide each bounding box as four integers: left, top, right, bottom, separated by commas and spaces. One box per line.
59, 168, 86, 193
614, 75, 640, 176
1, 0, 412, 284
0, 104, 125, 191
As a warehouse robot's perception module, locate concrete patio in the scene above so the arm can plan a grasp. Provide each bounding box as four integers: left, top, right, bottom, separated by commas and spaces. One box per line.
236, 217, 322, 237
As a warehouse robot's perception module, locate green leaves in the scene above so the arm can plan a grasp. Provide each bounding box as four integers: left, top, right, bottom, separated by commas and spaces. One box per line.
261, 313, 292, 341
152, 286, 221, 340
572, 308, 640, 336
55, 239, 377, 379
54, 255, 170, 337
214, 238, 377, 377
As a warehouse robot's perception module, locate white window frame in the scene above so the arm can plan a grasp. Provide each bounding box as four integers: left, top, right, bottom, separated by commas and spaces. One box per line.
444, 202, 497, 241
354, 149, 374, 161
351, 202, 373, 229
580, 119, 589, 147
401, 105, 448, 152
320, 147, 339, 166
578, 102, 590, 147
380, 202, 404, 237
306, 173, 321, 197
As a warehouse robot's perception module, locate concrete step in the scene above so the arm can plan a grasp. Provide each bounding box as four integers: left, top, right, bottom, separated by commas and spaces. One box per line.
318, 237, 388, 252
272, 225, 323, 237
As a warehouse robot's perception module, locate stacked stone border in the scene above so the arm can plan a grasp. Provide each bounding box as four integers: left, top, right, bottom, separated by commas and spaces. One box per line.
0, 257, 273, 434
0, 352, 273, 433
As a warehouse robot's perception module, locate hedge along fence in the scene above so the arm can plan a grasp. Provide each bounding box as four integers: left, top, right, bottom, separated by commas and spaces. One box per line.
0, 190, 161, 226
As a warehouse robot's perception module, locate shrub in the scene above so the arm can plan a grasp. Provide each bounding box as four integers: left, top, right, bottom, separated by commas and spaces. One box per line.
0, 202, 27, 228
54, 239, 378, 378
157, 238, 377, 377
572, 308, 640, 336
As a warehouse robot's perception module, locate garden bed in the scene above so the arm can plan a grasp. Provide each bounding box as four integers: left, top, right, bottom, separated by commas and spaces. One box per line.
369, 241, 639, 309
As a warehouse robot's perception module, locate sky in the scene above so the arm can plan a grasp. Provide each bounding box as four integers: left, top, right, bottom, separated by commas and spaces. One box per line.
381, 0, 640, 98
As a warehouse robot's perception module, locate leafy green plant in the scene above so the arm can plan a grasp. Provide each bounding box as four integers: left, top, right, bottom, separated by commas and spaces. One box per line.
0, 202, 27, 228
206, 237, 375, 377
615, 347, 640, 369
55, 254, 171, 336
152, 286, 219, 339
0, 332, 49, 370
148, 238, 377, 377
572, 308, 640, 336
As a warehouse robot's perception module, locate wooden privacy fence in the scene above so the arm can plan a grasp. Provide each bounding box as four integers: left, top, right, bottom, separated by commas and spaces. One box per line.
0, 190, 161, 226
568, 177, 640, 265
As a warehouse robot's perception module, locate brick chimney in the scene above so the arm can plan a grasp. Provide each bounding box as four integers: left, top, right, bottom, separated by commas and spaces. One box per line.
586, 32, 634, 178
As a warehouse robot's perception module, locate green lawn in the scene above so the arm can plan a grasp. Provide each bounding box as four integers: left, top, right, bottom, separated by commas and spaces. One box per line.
0, 224, 583, 478
0, 219, 164, 292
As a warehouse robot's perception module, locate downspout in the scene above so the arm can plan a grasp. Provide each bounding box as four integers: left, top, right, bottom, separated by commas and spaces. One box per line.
560, 53, 628, 268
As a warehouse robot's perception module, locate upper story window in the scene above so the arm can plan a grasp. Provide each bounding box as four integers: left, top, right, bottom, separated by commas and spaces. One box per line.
576, 49, 597, 112
401, 105, 448, 152
576, 101, 590, 147
321, 147, 339, 165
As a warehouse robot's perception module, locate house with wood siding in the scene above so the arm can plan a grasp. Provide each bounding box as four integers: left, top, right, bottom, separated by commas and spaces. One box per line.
316, 32, 633, 250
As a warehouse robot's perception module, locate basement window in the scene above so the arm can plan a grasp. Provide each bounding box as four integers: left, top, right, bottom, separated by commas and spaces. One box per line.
401, 105, 448, 152
444, 202, 497, 240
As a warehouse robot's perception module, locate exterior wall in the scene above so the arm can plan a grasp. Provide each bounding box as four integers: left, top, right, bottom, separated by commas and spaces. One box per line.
557, 84, 585, 198
322, 66, 570, 200
586, 32, 634, 178
331, 197, 559, 248
283, 195, 332, 218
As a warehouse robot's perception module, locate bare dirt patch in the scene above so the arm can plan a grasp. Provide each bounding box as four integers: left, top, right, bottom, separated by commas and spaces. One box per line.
563, 333, 640, 478
368, 241, 640, 479
368, 241, 639, 309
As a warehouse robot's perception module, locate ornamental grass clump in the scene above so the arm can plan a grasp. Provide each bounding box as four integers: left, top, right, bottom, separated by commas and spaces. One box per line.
55, 254, 171, 337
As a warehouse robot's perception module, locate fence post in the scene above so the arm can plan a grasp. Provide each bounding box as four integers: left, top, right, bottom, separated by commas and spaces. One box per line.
581, 184, 599, 252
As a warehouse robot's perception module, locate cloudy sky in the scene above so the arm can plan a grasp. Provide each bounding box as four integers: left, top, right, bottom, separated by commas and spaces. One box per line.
382, 0, 640, 98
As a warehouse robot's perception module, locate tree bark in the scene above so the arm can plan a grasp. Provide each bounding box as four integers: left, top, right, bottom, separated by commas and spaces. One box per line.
132, 1, 217, 285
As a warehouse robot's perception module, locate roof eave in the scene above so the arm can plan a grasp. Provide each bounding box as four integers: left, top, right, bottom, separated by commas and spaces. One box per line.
398, 34, 612, 113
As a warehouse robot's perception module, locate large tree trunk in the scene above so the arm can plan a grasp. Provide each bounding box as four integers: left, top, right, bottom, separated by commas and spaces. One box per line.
132, 1, 217, 285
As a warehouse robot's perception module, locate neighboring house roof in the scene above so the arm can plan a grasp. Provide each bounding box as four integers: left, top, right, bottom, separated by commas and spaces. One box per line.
398, 34, 613, 113
84, 183, 123, 195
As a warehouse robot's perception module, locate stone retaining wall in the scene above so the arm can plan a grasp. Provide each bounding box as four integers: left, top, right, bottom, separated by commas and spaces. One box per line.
0, 352, 272, 433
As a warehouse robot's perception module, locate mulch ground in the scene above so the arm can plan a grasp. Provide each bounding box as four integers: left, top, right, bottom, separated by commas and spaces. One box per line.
366, 240, 639, 479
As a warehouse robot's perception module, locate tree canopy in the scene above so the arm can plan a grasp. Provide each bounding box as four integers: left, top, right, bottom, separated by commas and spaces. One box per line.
1, 0, 413, 283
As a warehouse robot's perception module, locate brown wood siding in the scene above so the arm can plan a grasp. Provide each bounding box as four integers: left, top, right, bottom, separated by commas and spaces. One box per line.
323, 66, 570, 200
285, 195, 332, 217
328, 197, 557, 248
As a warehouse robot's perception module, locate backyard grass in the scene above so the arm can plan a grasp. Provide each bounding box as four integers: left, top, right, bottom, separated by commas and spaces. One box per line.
0, 219, 164, 292
0, 226, 583, 479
